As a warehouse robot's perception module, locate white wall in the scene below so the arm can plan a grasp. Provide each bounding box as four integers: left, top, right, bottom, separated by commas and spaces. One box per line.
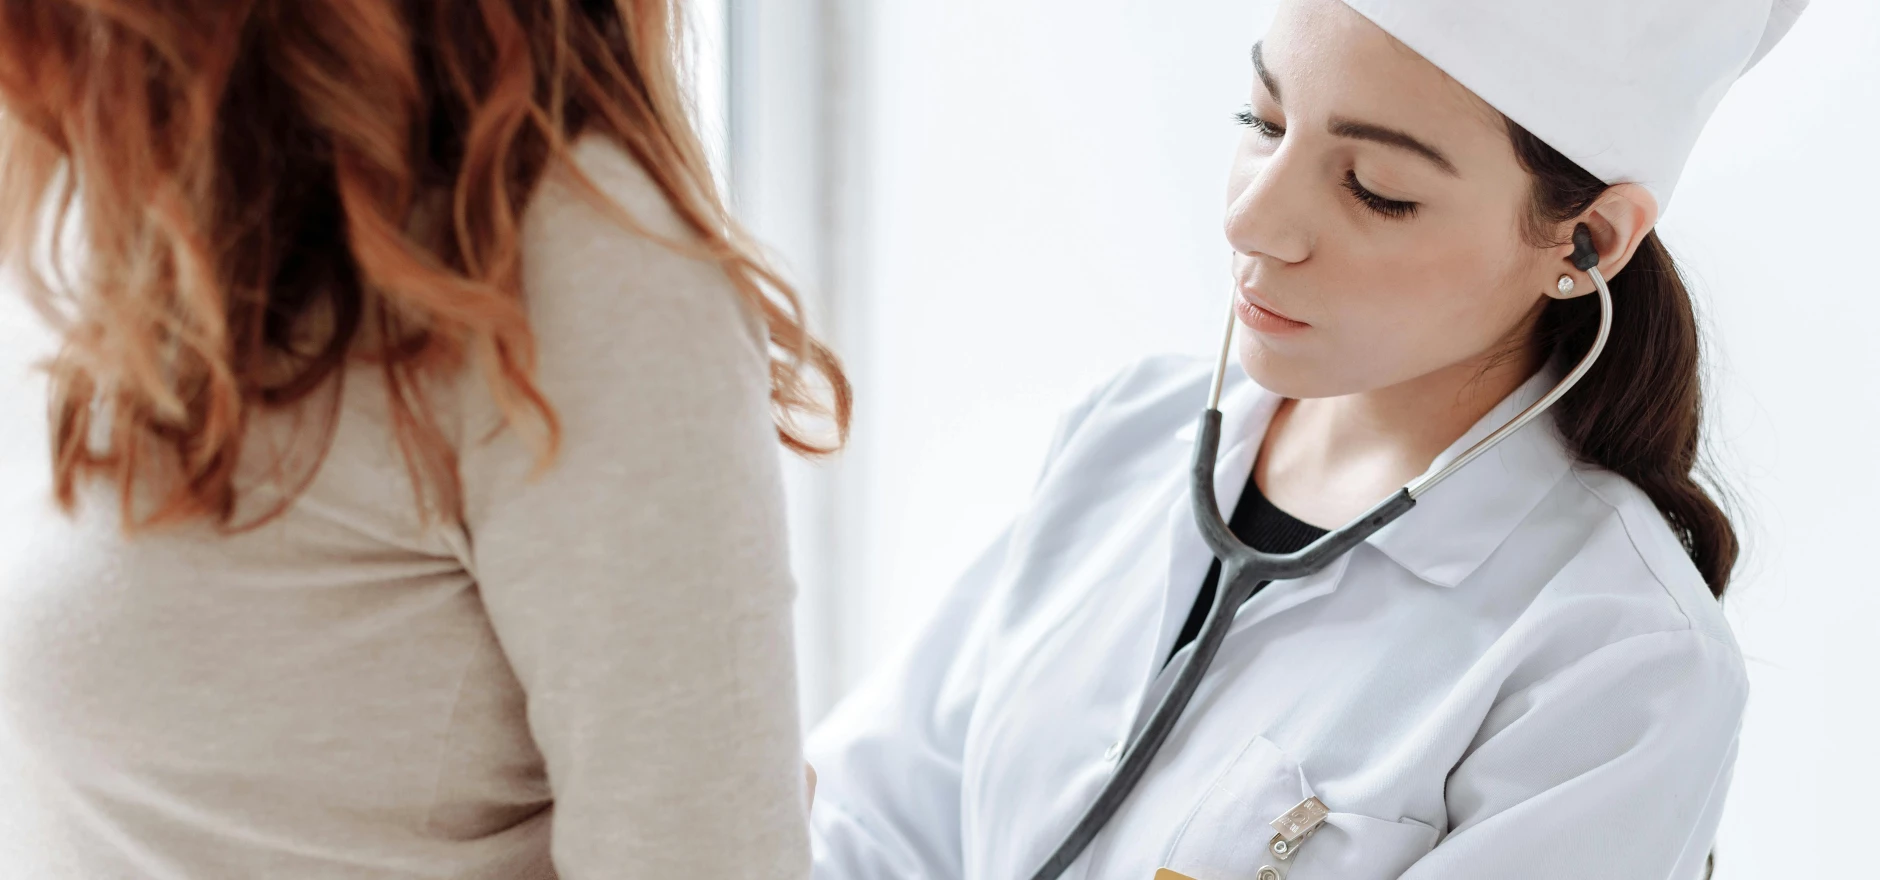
828, 0, 1276, 690
0, 297, 50, 571
1665, 2, 1880, 871
723, 0, 868, 724
813, 1, 1880, 877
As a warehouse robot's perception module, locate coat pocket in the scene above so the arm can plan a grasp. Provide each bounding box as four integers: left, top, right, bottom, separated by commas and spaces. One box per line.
1162, 736, 1438, 880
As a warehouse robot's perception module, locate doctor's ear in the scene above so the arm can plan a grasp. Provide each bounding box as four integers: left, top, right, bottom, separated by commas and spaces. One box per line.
1547, 183, 1658, 299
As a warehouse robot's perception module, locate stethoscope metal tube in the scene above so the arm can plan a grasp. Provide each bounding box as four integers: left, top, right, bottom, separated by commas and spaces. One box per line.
1025, 233, 1612, 880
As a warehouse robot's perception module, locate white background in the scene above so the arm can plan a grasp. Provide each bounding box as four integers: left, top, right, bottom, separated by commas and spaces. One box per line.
1, 1, 1874, 877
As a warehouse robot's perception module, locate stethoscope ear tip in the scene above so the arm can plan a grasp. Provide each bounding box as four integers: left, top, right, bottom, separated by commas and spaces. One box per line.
1570, 223, 1600, 272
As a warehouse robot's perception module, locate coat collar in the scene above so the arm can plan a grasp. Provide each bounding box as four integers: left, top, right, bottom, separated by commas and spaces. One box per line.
1340, 369, 1573, 587
1150, 378, 1281, 670
1364, 369, 1574, 587
1143, 367, 1573, 690
1204, 368, 1575, 589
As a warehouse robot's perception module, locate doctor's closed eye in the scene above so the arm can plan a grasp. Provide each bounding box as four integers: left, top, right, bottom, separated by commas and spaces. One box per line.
1234, 104, 1285, 139
1234, 105, 1422, 220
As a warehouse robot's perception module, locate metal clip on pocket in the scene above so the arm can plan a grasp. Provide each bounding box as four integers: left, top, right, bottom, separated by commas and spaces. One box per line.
1256, 797, 1329, 880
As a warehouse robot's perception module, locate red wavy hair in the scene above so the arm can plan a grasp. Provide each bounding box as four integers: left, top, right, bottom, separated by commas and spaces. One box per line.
0, 0, 849, 527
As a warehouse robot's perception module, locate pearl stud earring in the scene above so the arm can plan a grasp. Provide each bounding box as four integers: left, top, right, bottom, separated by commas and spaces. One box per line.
1556, 274, 1576, 296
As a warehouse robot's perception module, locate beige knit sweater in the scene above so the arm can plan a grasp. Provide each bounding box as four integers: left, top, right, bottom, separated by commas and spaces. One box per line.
0, 135, 812, 879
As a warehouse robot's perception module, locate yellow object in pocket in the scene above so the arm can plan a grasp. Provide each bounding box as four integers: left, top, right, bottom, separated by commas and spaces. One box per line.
1154, 870, 1200, 880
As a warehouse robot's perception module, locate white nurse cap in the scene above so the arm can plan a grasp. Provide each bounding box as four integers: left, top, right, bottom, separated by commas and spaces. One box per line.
1338, 0, 1809, 213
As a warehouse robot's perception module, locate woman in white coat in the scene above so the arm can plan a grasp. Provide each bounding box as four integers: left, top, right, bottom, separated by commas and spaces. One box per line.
807, 1, 1805, 878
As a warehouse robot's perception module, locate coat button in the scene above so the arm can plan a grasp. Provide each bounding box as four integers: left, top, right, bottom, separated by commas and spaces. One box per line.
1257, 868, 1280, 880
1103, 740, 1124, 762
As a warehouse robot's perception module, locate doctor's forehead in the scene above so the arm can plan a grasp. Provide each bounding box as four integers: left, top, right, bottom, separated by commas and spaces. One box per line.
1255, 0, 1503, 137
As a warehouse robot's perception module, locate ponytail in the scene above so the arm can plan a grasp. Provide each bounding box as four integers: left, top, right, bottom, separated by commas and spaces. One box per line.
1508, 121, 1738, 597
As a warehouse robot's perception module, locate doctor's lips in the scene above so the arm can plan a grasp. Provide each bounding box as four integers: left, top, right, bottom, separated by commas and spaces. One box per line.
1235, 287, 1310, 333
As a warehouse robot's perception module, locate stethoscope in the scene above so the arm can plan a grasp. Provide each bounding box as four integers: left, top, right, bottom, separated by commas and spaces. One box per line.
1025, 226, 1612, 880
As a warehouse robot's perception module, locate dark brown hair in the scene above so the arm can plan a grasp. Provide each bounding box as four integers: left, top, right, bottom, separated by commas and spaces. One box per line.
1508, 120, 1737, 598
0, 0, 851, 528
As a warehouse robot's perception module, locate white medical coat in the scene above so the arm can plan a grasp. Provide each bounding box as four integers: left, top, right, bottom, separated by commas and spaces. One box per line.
808, 357, 1746, 880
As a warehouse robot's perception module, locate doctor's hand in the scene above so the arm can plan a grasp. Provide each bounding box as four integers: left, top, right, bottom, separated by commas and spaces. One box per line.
805, 761, 817, 810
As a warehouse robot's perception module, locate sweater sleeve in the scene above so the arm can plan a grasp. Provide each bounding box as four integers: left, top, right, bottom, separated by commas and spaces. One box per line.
458, 136, 810, 880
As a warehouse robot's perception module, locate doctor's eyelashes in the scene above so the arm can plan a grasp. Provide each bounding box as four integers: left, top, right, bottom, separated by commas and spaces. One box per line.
1234, 105, 1285, 139
1231, 106, 1418, 220
1342, 171, 1421, 219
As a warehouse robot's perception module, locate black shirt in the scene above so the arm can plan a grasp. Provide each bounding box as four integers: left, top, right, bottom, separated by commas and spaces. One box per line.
1166, 470, 1328, 664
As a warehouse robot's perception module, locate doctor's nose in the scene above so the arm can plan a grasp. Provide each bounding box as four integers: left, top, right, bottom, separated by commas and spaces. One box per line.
1224, 153, 1312, 265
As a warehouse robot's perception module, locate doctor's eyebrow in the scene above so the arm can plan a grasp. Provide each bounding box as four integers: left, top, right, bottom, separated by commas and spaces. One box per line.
1328, 118, 1459, 176
1251, 42, 1281, 101
1252, 40, 1458, 176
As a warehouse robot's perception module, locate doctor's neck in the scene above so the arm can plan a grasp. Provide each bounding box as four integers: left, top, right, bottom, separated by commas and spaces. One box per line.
1255, 342, 1539, 529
